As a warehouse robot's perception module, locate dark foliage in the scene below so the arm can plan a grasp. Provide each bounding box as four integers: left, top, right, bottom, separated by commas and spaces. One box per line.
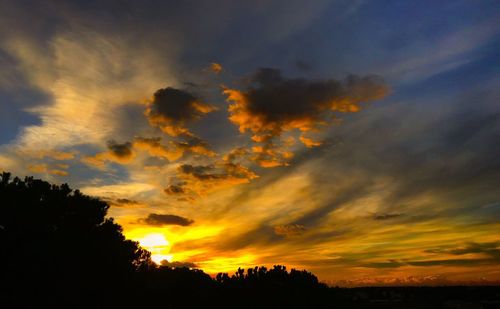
0, 172, 152, 307
1, 172, 499, 308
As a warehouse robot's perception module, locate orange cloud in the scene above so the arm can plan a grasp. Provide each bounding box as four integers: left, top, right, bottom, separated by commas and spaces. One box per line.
82, 140, 135, 169
274, 224, 306, 237
28, 163, 69, 176
83, 135, 216, 169
251, 143, 293, 167
15, 149, 77, 161
172, 137, 216, 158
299, 135, 322, 148
224, 68, 388, 166
133, 137, 183, 161
165, 162, 258, 200
209, 62, 223, 74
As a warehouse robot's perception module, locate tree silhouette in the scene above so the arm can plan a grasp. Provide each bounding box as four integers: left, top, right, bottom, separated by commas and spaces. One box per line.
0, 172, 152, 307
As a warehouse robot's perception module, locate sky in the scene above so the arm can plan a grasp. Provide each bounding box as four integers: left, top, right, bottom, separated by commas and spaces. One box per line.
1, 0, 499, 286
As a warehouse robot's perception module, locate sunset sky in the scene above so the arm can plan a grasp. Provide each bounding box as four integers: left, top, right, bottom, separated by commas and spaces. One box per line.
1, 1, 499, 286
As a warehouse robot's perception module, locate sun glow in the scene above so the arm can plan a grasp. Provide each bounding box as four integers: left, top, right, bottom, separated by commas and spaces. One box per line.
136, 233, 172, 264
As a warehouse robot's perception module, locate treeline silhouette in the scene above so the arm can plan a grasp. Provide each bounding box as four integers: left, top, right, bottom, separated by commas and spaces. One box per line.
1, 173, 499, 308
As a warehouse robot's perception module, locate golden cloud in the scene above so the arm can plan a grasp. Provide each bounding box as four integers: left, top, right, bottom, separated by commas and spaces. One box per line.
274, 224, 306, 237
166, 162, 258, 200
21, 149, 76, 160
223, 68, 388, 166
133, 137, 183, 161
82, 140, 135, 169
27, 163, 69, 176
209, 62, 223, 74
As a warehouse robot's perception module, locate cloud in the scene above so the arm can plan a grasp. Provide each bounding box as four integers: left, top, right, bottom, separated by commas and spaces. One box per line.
426, 242, 500, 259
251, 143, 294, 167
106, 198, 144, 208
82, 140, 135, 169
299, 135, 322, 148
133, 137, 183, 161
225, 68, 388, 137
19, 149, 76, 161
167, 162, 258, 199
107, 140, 133, 159
145, 87, 215, 137
171, 136, 216, 158
164, 184, 187, 196
80, 182, 156, 201
134, 136, 216, 161
83, 135, 217, 170
363, 254, 500, 269
223, 147, 249, 162
207, 62, 223, 74
2, 28, 176, 152
223, 68, 388, 166
139, 213, 194, 226
27, 163, 69, 176
274, 224, 306, 237
373, 213, 404, 220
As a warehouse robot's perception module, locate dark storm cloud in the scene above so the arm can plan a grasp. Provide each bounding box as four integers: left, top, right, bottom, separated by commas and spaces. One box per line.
145, 87, 215, 137
139, 213, 194, 226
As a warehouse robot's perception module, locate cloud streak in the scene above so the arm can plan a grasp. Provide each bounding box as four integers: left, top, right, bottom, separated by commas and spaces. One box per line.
139, 213, 195, 227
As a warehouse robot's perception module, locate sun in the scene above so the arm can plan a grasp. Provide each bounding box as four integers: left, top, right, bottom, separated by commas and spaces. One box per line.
139, 233, 170, 247
136, 233, 173, 264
